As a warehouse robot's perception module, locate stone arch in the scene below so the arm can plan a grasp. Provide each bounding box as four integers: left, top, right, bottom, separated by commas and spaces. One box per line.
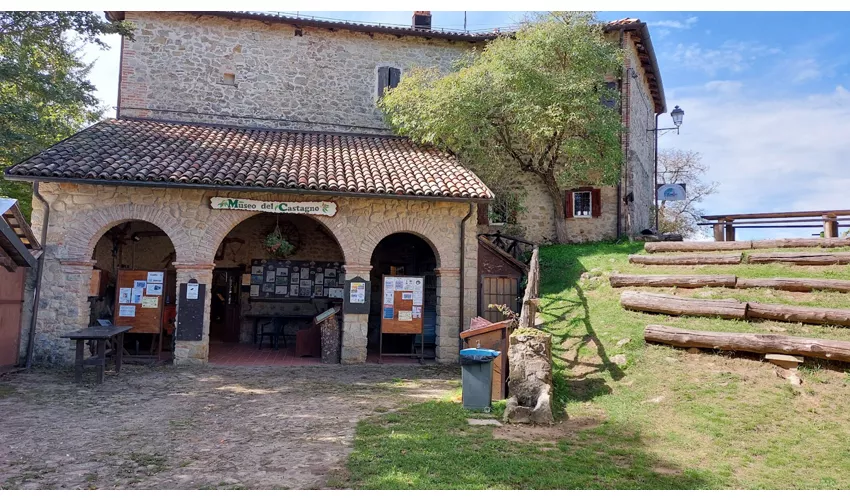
355, 217, 451, 268
198, 209, 355, 264
62, 204, 192, 262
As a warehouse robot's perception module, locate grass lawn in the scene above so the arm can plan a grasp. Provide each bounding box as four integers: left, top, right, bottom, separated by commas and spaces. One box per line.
344, 241, 850, 489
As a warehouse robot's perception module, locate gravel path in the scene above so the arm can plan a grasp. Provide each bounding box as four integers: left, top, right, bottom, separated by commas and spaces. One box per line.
0, 363, 459, 490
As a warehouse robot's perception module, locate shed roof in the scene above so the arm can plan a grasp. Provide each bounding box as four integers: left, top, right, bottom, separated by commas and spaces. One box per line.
0, 198, 42, 270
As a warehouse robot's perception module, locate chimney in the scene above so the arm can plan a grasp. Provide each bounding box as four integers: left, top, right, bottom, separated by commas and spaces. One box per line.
412, 11, 432, 30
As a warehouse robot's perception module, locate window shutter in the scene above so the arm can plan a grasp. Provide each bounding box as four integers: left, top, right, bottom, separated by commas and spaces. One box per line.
591, 188, 602, 218
477, 203, 489, 225
388, 67, 401, 88
564, 190, 573, 219
377, 67, 389, 98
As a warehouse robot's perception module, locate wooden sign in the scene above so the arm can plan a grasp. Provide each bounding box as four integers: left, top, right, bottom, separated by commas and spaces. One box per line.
380, 275, 424, 335
210, 197, 337, 216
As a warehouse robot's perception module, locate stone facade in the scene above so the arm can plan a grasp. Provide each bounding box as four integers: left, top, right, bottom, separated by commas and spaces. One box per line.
119, 11, 477, 133
480, 31, 660, 244
28, 182, 478, 365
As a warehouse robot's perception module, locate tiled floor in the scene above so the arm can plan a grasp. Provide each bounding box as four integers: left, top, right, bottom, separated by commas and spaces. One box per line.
208, 342, 322, 366
208, 342, 425, 366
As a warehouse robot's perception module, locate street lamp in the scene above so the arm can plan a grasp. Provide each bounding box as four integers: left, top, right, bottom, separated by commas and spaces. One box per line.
648, 105, 685, 232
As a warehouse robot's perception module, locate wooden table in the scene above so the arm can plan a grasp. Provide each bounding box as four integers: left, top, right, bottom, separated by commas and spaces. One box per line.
61, 326, 131, 383
244, 314, 315, 350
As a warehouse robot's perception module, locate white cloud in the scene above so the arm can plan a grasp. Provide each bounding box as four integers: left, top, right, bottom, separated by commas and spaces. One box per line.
668, 40, 781, 77
650, 16, 698, 30
789, 58, 822, 83
703, 80, 743, 94
659, 85, 850, 239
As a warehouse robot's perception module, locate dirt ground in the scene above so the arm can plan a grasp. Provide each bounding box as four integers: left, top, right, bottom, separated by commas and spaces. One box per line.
0, 363, 460, 490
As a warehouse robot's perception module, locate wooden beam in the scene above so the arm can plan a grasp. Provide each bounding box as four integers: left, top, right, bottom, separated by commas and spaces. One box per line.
629, 253, 743, 265
746, 252, 850, 265
620, 291, 747, 319
703, 210, 850, 221
644, 241, 751, 253
644, 324, 850, 363
736, 277, 850, 293
609, 274, 737, 288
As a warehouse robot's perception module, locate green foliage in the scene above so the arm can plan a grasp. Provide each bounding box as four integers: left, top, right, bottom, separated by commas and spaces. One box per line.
264, 226, 295, 258
0, 12, 134, 219
379, 11, 624, 230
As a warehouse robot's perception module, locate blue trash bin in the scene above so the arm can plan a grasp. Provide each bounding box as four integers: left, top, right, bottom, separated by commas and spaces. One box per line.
460, 348, 501, 411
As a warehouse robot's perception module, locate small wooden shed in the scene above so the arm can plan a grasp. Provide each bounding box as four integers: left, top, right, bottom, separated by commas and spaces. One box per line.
0, 199, 42, 370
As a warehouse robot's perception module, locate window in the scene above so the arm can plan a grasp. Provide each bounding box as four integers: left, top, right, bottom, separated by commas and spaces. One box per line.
377, 66, 401, 99
600, 81, 617, 109
572, 191, 592, 218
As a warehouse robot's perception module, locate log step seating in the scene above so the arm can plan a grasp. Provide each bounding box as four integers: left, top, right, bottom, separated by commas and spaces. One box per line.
620, 291, 850, 327
630, 251, 850, 266
609, 274, 850, 293
644, 238, 850, 253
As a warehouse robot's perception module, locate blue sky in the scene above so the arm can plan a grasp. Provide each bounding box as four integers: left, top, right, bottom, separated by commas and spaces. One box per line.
81, 11, 850, 240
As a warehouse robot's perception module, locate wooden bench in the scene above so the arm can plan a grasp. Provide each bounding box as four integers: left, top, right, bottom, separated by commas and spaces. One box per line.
61, 326, 131, 383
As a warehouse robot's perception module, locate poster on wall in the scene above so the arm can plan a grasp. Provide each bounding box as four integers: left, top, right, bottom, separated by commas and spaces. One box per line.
141, 297, 159, 309
118, 305, 136, 317
350, 282, 366, 304
248, 259, 344, 300
146, 283, 163, 296
250, 285, 260, 297
119, 288, 132, 304
146, 272, 164, 284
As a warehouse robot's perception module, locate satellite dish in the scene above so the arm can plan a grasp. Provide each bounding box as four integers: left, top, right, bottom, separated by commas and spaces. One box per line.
657, 183, 686, 201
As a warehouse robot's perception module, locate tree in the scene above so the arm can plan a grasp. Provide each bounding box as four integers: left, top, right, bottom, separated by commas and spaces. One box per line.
0, 12, 133, 219
379, 12, 624, 243
656, 148, 718, 238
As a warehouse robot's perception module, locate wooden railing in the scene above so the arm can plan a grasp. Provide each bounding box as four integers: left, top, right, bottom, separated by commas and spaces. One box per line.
700, 210, 850, 241
479, 231, 536, 263
518, 246, 540, 329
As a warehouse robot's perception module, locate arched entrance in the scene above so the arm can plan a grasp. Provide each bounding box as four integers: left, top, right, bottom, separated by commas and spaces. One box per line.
208, 213, 346, 364
368, 233, 438, 362
90, 220, 177, 361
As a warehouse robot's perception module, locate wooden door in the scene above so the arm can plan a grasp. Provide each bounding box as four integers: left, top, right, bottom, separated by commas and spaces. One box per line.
480, 276, 519, 323
0, 268, 26, 369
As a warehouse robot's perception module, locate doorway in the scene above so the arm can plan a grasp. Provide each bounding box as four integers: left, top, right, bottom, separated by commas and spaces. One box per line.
210, 268, 241, 343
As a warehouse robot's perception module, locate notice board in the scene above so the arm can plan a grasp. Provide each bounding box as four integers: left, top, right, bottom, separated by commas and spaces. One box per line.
380, 275, 424, 335
248, 259, 344, 301
113, 269, 166, 334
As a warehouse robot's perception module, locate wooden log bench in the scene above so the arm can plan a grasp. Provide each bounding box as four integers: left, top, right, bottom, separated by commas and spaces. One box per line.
61, 326, 131, 384
746, 252, 850, 266
700, 210, 850, 242
610, 274, 850, 293
622, 291, 850, 327
628, 253, 743, 265
645, 238, 850, 253
644, 325, 850, 363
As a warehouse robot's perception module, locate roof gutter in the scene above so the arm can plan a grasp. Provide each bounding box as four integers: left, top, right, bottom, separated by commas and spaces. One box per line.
25, 182, 49, 369
4, 175, 493, 205
458, 203, 473, 351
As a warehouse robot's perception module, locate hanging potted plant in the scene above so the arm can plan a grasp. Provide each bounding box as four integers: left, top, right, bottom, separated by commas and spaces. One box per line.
264, 219, 295, 258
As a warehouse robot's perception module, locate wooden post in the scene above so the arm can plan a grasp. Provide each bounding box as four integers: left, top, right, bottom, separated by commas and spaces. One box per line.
824, 215, 838, 238
713, 223, 725, 242
724, 221, 736, 242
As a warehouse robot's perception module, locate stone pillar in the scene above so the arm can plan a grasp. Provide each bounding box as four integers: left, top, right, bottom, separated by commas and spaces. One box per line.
435, 267, 461, 363
172, 262, 215, 365
36, 259, 96, 365
341, 263, 371, 364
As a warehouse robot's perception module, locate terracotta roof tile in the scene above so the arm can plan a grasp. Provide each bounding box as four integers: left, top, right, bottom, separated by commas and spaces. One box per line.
7, 119, 493, 200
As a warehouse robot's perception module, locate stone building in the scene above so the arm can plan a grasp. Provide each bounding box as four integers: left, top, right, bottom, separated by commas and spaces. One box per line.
5, 11, 665, 365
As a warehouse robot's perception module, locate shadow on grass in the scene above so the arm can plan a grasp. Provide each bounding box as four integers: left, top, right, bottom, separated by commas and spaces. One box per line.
345, 400, 717, 489
537, 241, 640, 413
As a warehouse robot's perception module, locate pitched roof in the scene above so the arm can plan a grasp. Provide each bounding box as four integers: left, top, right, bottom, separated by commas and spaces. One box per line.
5, 119, 493, 201
603, 18, 666, 113
106, 11, 502, 42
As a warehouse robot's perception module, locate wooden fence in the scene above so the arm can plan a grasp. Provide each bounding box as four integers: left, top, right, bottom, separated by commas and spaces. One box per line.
518, 246, 540, 328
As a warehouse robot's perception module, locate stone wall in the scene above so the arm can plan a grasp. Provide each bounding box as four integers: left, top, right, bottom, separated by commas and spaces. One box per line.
119, 11, 477, 133
28, 182, 478, 365
622, 31, 657, 235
